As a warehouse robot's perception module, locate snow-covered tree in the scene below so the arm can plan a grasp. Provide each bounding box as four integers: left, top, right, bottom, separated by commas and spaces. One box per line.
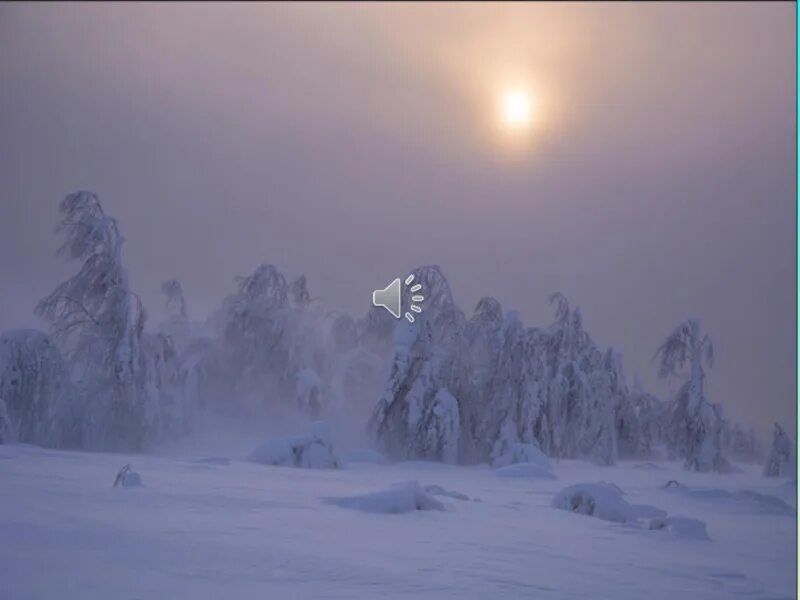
289, 274, 312, 308
325, 314, 387, 417
582, 348, 621, 465
616, 375, 663, 459
369, 266, 467, 463
656, 319, 729, 472
215, 264, 291, 414
727, 423, 763, 464
468, 304, 549, 466
763, 423, 793, 477
0, 329, 75, 447
539, 294, 618, 464
212, 264, 327, 418
140, 330, 189, 437
0, 398, 12, 444
463, 297, 510, 463
36, 191, 159, 451
159, 279, 190, 350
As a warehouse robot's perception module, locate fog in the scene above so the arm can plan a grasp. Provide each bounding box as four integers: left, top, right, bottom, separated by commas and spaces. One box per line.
0, 2, 795, 437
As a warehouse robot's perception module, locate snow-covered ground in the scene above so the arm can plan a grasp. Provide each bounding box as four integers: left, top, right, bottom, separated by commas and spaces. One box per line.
0, 444, 794, 600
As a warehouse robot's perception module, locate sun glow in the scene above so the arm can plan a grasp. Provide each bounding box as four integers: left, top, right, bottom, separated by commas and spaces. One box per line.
501, 90, 533, 129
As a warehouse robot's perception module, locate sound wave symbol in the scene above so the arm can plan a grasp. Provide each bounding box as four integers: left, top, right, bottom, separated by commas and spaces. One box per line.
403, 274, 424, 323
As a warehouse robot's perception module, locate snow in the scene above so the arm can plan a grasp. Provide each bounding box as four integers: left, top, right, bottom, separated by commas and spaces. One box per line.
340, 448, 390, 466
247, 422, 341, 469
324, 481, 445, 514
423, 484, 472, 501
113, 464, 143, 488
0, 445, 794, 599
490, 441, 551, 469
552, 481, 666, 523
494, 462, 556, 480
660, 482, 794, 516
649, 515, 711, 541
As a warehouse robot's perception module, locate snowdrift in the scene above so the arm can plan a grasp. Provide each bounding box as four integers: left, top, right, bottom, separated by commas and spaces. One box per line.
661, 482, 793, 516
491, 442, 551, 469
113, 464, 143, 488
491, 441, 556, 479
552, 482, 665, 523
248, 422, 340, 469
648, 516, 711, 541
423, 484, 472, 501
323, 481, 445, 514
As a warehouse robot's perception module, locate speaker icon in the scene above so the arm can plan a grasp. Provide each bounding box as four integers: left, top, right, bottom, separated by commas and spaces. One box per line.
372, 275, 424, 323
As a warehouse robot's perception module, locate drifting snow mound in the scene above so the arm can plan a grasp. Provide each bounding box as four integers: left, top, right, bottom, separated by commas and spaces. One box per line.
552, 482, 666, 523
495, 462, 556, 480
423, 484, 471, 501
248, 421, 340, 469
649, 515, 711, 541
660, 481, 793, 515
113, 465, 143, 488
324, 481, 445, 514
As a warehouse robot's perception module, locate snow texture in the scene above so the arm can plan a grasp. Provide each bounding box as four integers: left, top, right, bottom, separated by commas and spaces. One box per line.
0, 445, 794, 599
495, 462, 556, 480
324, 481, 445, 514
340, 448, 390, 466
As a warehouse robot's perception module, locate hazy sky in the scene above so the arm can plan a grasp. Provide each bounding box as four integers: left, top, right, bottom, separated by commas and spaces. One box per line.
0, 3, 795, 436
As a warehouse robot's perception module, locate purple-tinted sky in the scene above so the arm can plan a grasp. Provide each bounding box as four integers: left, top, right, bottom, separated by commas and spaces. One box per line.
0, 3, 796, 436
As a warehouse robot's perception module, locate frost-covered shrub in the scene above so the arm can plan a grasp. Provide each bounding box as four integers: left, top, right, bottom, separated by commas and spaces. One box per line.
248, 422, 341, 469
0, 329, 75, 447
324, 481, 445, 514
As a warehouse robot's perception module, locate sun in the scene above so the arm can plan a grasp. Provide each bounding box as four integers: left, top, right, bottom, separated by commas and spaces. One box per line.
501, 90, 533, 130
